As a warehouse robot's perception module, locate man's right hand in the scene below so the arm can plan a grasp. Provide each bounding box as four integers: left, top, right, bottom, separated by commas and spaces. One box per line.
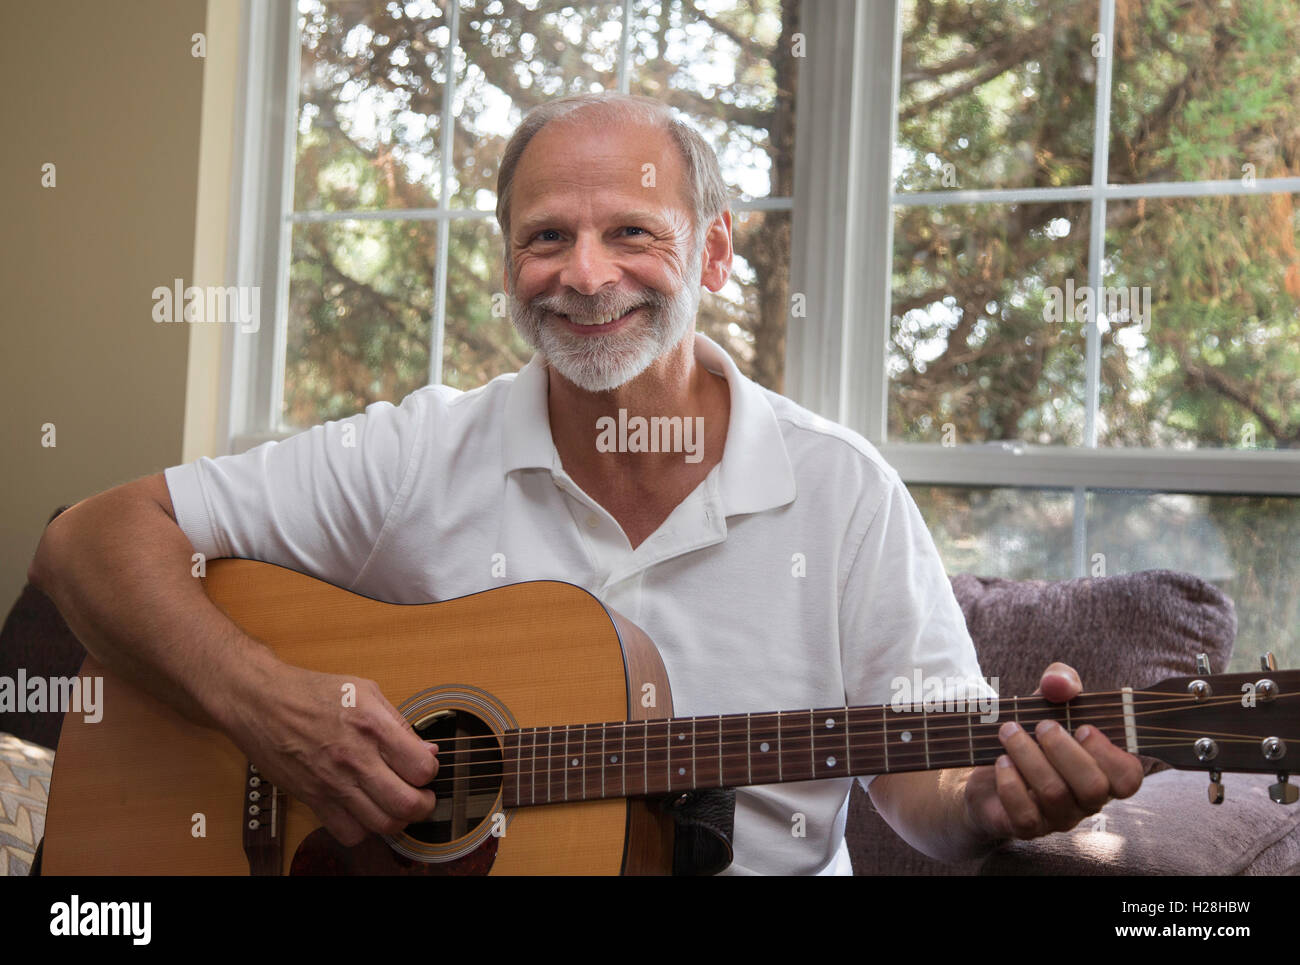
217, 661, 441, 847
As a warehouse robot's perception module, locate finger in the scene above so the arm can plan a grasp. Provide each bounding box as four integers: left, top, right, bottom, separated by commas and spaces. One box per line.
999, 720, 1085, 830
994, 753, 1048, 838
354, 761, 440, 829
315, 799, 370, 848
1034, 662, 1082, 701
1075, 724, 1145, 799
1034, 718, 1112, 814
373, 695, 441, 789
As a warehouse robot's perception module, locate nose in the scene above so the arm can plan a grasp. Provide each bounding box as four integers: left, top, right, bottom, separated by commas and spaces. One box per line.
558, 230, 620, 296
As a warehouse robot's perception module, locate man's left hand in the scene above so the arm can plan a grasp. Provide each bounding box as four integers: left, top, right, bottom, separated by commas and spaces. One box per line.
963, 662, 1145, 842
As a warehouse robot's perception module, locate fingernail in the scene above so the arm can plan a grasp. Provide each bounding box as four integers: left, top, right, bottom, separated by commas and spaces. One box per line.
1000, 721, 1021, 740
996, 754, 1013, 769
1076, 725, 1092, 740
1038, 719, 1060, 734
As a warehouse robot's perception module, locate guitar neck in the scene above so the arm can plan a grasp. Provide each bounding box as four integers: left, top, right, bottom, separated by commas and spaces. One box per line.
496, 691, 1141, 807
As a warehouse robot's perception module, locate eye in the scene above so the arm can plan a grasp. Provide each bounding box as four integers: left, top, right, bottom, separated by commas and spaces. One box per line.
532, 229, 561, 243
622, 226, 648, 237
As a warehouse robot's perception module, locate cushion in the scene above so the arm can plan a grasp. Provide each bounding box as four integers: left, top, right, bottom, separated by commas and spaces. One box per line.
0, 732, 53, 876
981, 769, 1300, 875
950, 569, 1237, 699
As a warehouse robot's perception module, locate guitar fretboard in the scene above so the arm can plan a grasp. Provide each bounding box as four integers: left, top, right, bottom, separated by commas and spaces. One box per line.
494, 692, 1137, 807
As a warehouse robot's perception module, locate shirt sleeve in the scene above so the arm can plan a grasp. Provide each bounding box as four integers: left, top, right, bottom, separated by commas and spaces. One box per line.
163, 390, 431, 591
837, 470, 995, 791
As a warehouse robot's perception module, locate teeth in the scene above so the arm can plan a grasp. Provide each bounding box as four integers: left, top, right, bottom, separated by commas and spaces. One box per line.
561, 308, 637, 326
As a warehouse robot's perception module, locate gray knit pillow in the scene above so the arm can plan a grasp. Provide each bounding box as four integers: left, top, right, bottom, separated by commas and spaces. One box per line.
950, 569, 1236, 700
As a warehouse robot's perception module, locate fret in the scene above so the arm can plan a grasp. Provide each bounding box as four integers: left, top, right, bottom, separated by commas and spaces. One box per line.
778, 710, 814, 782
777, 711, 783, 781
580, 723, 587, 801
689, 716, 697, 789
810, 707, 846, 779
719, 714, 749, 788
620, 721, 627, 798
717, 715, 724, 788
643, 720, 650, 796
747, 713, 780, 785
547, 725, 554, 803
501, 731, 517, 808
600, 722, 606, 799
1065, 701, 1071, 732
748, 712, 759, 790
881, 704, 889, 772
844, 707, 851, 775
800, 712, 811, 780
529, 727, 537, 805
922, 708, 930, 769
561, 725, 569, 802
967, 710, 974, 766
666, 719, 673, 792
642, 719, 670, 796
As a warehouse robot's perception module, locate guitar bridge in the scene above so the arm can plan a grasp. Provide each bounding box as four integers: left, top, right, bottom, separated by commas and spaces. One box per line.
241, 761, 285, 875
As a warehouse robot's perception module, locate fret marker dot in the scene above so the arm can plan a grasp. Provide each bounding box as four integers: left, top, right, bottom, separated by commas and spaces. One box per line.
760, 742, 770, 753
609, 755, 618, 764
678, 767, 686, 776
825, 718, 835, 728
900, 731, 912, 743
826, 756, 837, 768
678, 734, 685, 741
571, 758, 579, 766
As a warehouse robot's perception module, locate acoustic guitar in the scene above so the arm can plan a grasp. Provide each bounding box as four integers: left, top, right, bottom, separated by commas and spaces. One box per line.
42, 559, 1300, 875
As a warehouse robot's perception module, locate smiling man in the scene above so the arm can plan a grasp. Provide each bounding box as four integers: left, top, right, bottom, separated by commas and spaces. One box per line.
30, 92, 1142, 875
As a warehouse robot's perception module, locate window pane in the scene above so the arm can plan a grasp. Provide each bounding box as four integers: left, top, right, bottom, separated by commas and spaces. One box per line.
442, 216, 533, 389
896, 0, 1098, 192
295, 0, 450, 212
283, 219, 436, 427
628, 0, 798, 203
1110, 0, 1300, 184
909, 485, 1077, 580
890, 202, 1091, 445
1086, 490, 1300, 672
1098, 193, 1300, 449
453, 0, 625, 212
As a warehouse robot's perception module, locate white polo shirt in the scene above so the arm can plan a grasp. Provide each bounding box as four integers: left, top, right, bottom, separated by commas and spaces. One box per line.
165, 333, 986, 875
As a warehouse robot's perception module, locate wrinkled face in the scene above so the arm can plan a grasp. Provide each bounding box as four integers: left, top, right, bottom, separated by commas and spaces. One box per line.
505, 116, 704, 392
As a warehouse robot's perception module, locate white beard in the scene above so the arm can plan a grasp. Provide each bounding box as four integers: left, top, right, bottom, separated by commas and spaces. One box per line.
510, 249, 703, 393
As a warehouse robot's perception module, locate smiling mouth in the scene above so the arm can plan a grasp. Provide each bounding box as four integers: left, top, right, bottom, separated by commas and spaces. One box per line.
553, 306, 644, 328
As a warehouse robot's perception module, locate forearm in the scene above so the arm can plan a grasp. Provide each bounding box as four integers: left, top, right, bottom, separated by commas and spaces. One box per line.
27, 475, 281, 733
867, 767, 1006, 863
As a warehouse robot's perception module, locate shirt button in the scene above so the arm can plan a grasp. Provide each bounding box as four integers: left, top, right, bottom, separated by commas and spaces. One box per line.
585, 515, 599, 528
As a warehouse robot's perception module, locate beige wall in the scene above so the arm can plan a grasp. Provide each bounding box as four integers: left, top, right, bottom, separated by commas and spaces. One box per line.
0, 0, 209, 609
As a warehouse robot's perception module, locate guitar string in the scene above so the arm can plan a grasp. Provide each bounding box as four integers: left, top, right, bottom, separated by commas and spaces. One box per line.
401, 690, 1298, 762
403, 688, 1298, 749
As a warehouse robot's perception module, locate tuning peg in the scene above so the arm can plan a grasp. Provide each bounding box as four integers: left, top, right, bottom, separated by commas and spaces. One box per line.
1208, 768, 1224, 805
1269, 773, 1299, 805
1261, 652, 1277, 672
1197, 653, 1212, 675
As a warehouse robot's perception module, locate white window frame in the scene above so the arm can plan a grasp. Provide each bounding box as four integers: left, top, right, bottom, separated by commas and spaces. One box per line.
788, 0, 1300, 576
221, 0, 1300, 541
221, 0, 797, 453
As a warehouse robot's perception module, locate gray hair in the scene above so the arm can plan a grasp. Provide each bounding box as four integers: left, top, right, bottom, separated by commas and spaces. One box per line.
495, 92, 731, 269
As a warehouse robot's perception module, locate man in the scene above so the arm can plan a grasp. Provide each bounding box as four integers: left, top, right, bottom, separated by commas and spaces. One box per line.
30, 93, 1142, 874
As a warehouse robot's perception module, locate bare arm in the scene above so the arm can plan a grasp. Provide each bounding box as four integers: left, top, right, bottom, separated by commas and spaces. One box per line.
28, 474, 439, 844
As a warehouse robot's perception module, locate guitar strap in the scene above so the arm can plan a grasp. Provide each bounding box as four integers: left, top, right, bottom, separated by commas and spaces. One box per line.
662, 787, 736, 876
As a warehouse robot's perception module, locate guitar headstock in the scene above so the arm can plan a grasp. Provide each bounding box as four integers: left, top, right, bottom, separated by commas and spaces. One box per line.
1138, 652, 1300, 805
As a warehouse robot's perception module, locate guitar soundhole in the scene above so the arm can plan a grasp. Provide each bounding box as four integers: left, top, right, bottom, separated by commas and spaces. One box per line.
405, 709, 504, 845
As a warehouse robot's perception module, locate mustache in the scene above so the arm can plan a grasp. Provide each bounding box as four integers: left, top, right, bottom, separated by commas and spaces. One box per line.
528, 290, 668, 318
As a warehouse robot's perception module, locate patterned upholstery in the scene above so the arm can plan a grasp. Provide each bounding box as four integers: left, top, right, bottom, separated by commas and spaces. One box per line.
0, 732, 52, 876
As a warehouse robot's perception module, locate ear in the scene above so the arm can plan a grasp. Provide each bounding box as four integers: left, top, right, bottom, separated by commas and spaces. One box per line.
501, 250, 512, 295
698, 210, 733, 294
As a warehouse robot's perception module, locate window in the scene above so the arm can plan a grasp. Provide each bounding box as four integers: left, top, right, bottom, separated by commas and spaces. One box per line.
229, 0, 802, 435
884, 0, 1300, 670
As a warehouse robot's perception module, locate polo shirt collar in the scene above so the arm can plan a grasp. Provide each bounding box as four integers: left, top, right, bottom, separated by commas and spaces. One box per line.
502, 333, 796, 518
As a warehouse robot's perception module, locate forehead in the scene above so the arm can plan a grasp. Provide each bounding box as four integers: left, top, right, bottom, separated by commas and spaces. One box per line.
511, 115, 691, 223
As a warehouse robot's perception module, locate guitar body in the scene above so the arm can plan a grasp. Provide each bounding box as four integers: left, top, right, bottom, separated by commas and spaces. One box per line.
43, 559, 676, 875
